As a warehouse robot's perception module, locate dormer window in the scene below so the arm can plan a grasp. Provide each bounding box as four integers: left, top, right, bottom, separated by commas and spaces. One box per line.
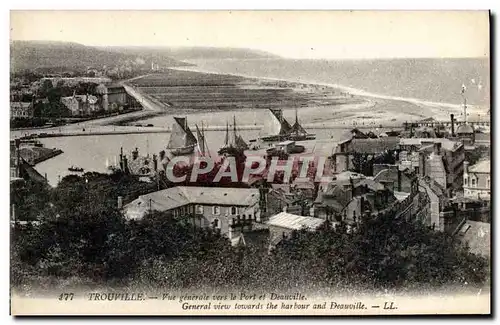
212, 206, 220, 215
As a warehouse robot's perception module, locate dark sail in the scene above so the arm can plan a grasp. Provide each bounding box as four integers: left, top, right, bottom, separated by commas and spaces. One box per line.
167, 117, 197, 149
262, 108, 293, 137
291, 108, 307, 135
219, 116, 248, 154
236, 135, 249, 150
195, 123, 209, 156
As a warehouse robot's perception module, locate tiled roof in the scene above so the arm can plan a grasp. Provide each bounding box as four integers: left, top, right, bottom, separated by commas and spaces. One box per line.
124, 186, 259, 219
348, 137, 400, 154
11, 102, 32, 108
266, 212, 325, 231
399, 138, 461, 152
469, 159, 490, 174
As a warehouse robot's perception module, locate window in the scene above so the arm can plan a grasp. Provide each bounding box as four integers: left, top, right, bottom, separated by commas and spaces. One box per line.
212, 206, 220, 215
487, 178, 490, 188
196, 205, 204, 215
471, 178, 476, 187
464, 177, 468, 187
230, 206, 237, 215
213, 218, 220, 229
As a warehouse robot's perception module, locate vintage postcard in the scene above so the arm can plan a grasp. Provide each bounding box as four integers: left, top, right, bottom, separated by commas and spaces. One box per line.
9, 10, 490, 315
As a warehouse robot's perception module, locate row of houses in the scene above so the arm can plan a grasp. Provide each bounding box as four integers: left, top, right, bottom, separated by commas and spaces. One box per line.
60, 84, 133, 116
10, 84, 135, 119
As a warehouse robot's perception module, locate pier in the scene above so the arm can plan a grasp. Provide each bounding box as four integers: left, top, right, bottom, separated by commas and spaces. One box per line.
16, 123, 406, 140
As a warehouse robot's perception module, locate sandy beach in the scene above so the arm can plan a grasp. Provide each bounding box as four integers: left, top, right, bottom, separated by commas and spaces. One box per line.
171, 64, 490, 125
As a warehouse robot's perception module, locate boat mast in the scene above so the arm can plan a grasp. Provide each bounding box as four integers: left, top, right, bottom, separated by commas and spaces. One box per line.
224, 120, 229, 146
233, 115, 237, 145
202, 121, 210, 157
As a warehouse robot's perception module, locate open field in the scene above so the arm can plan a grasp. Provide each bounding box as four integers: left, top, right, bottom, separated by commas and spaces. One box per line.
129, 69, 361, 111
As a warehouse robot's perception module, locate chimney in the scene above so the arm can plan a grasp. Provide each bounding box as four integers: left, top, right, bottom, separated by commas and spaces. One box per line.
450, 114, 455, 137
117, 196, 123, 209
259, 186, 268, 213
153, 154, 158, 171
123, 156, 129, 174
433, 142, 441, 155
397, 169, 402, 192
463, 161, 469, 175
119, 147, 124, 170
283, 205, 288, 213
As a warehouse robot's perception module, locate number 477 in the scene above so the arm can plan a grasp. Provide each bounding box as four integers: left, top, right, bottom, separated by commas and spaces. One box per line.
58, 293, 74, 301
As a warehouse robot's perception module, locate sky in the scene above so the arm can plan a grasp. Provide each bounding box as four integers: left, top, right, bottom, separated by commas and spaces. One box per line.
10, 10, 490, 59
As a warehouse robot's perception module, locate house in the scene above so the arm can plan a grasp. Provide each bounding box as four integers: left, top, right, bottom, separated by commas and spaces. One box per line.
61, 94, 98, 116
332, 136, 400, 173
107, 85, 129, 109
228, 217, 270, 248
463, 159, 490, 201
456, 123, 475, 147
10, 102, 33, 119
313, 171, 397, 223
123, 186, 260, 236
266, 211, 326, 250
124, 148, 159, 178
399, 138, 465, 195
418, 177, 449, 230
372, 164, 418, 194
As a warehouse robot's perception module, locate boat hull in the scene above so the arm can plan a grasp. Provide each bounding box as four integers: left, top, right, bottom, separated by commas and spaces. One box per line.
259, 134, 316, 142
168, 144, 196, 156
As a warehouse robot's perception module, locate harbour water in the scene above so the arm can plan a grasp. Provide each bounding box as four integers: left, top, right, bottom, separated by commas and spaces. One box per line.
35, 128, 348, 186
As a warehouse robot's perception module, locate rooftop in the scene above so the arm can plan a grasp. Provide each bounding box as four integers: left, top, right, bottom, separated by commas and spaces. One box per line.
11, 102, 32, 108
346, 137, 400, 154
469, 159, 490, 174
124, 186, 259, 219
266, 212, 325, 231
456, 123, 474, 134
399, 138, 462, 152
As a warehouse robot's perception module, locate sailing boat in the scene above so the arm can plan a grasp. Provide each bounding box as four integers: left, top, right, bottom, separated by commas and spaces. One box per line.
218, 115, 248, 155
195, 122, 210, 157
259, 108, 294, 142
166, 117, 198, 156
288, 108, 316, 141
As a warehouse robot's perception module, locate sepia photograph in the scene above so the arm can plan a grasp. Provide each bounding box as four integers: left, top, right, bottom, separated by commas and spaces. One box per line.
8, 10, 491, 315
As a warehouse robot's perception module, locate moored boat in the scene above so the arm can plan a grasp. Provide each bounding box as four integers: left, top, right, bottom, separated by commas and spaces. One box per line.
68, 166, 84, 172
167, 117, 198, 156
218, 116, 248, 156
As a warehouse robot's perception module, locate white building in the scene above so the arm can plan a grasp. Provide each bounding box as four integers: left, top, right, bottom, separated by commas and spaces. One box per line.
463, 159, 490, 201
123, 186, 261, 235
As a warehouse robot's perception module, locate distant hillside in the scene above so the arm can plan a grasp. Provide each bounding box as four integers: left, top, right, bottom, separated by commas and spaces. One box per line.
10, 41, 186, 72
100, 46, 280, 60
